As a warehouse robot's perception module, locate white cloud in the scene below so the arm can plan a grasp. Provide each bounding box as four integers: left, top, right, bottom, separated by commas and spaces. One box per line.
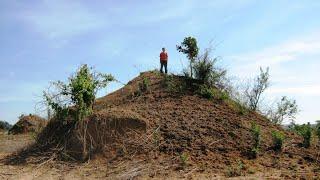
228, 32, 320, 76
21, 1, 105, 39
267, 85, 320, 96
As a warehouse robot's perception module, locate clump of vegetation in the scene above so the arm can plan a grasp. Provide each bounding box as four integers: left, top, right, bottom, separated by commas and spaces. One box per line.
315, 120, 320, 146
44, 64, 114, 122
267, 96, 298, 125
162, 75, 187, 94
271, 130, 285, 151
228, 100, 248, 115
179, 152, 189, 169
225, 160, 245, 177
193, 49, 227, 87
177, 36, 199, 78
43, 64, 115, 158
244, 67, 270, 111
291, 123, 312, 148
138, 77, 150, 93
249, 122, 261, 158
196, 85, 229, 101
197, 85, 214, 99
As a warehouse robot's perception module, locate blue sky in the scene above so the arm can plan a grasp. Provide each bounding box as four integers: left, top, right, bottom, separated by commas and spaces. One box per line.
0, 0, 319, 124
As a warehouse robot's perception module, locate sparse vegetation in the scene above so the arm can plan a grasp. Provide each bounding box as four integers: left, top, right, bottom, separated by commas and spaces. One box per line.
267, 96, 298, 125
138, 77, 150, 93
292, 123, 312, 148
179, 152, 189, 169
250, 122, 261, 158
193, 49, 227, 87
162, 74, 187, 94
245, 67, 270, 111
196, 85, 229, 101
271, 130, 285, 151
225, 160, 245, 177
315, 120, 320, 146
197, 85, 214, 99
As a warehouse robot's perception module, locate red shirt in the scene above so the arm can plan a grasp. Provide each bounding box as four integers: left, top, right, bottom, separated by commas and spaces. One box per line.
160, 52, 168, 61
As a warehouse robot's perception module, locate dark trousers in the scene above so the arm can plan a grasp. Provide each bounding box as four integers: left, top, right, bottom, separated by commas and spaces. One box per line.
160, 61, 167, 74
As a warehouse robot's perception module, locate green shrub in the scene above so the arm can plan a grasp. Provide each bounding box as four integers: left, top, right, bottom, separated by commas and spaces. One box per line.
193, 49, 227, 87
271, 131, 285, 151
292, 123, 312, 148
232, 101, 248, 115
316, 121, 320, 145
250, 122, 261, 158
225, 160, 245, 177
179, 152, 189, 168
197, 85, 229, 101
44, 64, 114, 122
43, 64, 115, 159
197, 85, 214, 99
139, 77, 150, 93
162, 75, 187, 94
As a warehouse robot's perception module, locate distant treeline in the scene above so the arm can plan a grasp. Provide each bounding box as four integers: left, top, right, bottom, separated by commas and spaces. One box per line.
0, 120, 12, 130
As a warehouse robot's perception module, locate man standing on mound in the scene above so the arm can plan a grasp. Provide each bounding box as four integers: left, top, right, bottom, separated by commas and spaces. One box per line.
160, 47, 168, 74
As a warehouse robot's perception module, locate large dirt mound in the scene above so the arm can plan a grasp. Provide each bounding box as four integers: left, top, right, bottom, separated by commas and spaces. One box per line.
4, 71, 319, 178
94, 71, 319, 176
9, 114, 46, 135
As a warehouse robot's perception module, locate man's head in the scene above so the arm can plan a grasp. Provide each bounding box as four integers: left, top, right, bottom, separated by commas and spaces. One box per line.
162, 47, 166, 52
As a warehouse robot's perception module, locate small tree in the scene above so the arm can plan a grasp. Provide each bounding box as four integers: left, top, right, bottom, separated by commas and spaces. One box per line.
245, 67, 270, 111
267, 96, 298, 124
44, 64, 115, 158
44, 64, 114, 122
177, 36, 199, 78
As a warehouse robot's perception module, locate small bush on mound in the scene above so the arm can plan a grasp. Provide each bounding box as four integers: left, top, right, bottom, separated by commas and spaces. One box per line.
193, 49, 227, 88
292, 123, 312, 148
197, 85, 214, 99
315, 121, 320, 146
249, 122, 261, 158
138, 77, 150, 93
225, 160, 245, 177
179, 152, 189, 169
43, 64, 115, 159
271, 131, 285, 151
162, 75, 188, 94
197, 85, 229, 101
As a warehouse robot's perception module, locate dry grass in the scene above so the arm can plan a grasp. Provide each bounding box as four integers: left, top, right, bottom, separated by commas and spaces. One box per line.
0, 132, 34, 156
